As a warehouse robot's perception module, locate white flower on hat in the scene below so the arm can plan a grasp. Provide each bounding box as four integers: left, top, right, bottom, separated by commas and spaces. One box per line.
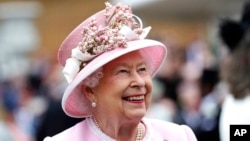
63, 48, 97, 83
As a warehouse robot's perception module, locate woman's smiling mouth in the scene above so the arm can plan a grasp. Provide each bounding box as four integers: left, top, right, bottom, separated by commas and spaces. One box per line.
122, 95, 145, 102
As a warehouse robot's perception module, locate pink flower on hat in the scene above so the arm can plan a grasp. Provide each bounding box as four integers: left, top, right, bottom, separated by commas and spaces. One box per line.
63, 2, 151, 83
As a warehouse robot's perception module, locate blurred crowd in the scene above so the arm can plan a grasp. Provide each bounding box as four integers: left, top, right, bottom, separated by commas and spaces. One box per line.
0, 54, 83, 141
1, 1, 250, 141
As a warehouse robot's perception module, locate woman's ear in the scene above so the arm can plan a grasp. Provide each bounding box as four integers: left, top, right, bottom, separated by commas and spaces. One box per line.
82, 85, 95, 101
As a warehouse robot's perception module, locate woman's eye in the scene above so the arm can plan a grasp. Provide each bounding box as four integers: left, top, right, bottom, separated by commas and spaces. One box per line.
118, 69, 128, 74
138, 67, 147, 73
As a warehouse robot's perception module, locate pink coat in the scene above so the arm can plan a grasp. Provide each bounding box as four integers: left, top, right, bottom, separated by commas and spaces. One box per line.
44, 118, 197, 141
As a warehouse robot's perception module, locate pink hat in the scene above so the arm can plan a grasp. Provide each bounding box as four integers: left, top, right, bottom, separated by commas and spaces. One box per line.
58, 2, 167, 118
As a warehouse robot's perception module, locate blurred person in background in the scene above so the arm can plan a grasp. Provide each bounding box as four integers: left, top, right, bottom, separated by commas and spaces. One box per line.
173, 38, 221, 140
197, 69, 221, 141
173, 64, 221, 141
174, 80, 202, 133
43, 2, 197, 141
155, 43, 186, 104
0, 80, 33, 141
35, 62, 83, 141
219, 1, 250, 141
145, 79, 176, 122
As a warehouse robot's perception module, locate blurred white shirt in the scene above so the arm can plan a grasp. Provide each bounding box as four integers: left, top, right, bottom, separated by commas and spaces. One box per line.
219, 93, 250, 141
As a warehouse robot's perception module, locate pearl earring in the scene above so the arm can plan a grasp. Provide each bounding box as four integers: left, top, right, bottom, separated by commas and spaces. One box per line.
92, 102, 96, 108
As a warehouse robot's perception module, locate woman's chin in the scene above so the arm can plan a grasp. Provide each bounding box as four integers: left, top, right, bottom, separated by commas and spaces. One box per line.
125, 109, 146, 120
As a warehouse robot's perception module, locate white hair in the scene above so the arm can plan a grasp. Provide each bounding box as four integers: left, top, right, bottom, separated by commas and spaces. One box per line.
82, 68, 103, 88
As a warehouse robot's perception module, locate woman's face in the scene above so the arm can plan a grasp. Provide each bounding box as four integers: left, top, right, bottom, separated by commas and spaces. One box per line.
92, 51, 153, 120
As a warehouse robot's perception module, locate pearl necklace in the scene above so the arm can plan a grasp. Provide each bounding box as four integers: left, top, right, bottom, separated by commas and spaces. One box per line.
136, 123, 143, 141
92, 117, 143, 141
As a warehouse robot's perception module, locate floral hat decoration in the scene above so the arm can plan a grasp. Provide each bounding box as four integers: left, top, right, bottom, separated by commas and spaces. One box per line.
58, 2, 167, 118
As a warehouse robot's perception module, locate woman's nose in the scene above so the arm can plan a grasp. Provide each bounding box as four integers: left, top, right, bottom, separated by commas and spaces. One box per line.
130, 71, 145, 87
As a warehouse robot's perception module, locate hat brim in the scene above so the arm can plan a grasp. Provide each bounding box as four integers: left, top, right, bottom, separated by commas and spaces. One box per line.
62, 39, 167, 118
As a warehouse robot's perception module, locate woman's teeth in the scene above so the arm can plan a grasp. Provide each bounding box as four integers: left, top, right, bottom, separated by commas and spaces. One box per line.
124, 95, 144, 101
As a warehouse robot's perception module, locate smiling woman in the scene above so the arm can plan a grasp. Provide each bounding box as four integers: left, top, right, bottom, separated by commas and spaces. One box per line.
43, 2, 197, 141
84, 51, 152, 122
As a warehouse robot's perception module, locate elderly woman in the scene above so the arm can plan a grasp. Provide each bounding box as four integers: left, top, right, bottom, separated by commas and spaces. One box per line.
44, 2, 197, 141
